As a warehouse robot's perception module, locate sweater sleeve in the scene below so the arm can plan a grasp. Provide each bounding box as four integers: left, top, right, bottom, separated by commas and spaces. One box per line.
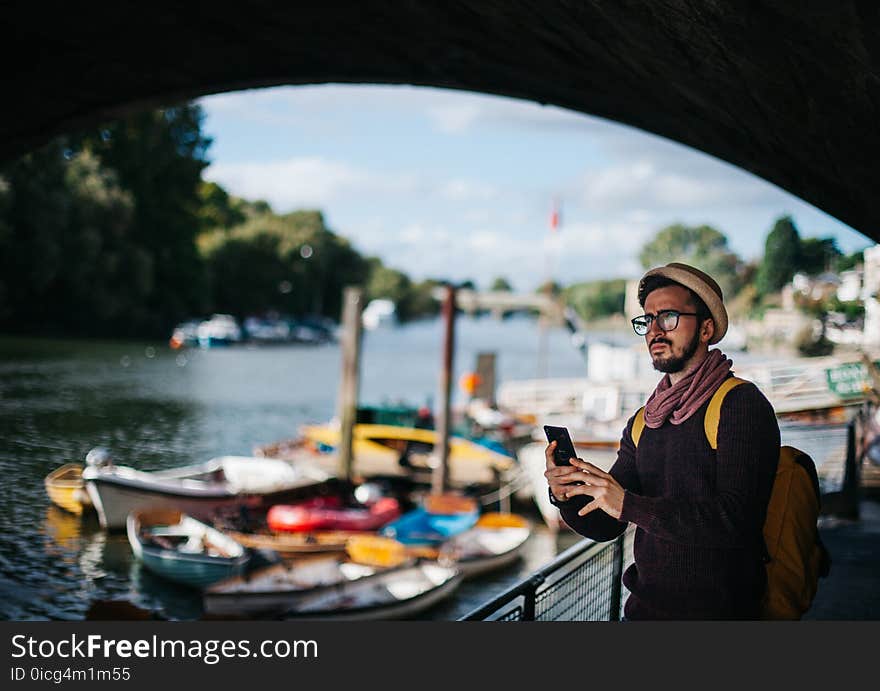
618, 383, 779, 548
558, 414, 640, 542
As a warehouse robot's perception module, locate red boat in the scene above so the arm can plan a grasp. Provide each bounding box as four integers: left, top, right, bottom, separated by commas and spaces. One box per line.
267, 496, 402, 533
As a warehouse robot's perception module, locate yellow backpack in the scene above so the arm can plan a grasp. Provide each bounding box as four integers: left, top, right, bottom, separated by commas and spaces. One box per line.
632, 377, 831, 620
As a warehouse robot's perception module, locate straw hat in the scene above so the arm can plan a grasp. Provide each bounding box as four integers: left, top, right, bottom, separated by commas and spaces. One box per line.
638, 262, 728, 344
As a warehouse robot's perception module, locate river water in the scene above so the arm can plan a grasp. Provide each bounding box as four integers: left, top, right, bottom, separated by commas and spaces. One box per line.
0, 316, 849, 621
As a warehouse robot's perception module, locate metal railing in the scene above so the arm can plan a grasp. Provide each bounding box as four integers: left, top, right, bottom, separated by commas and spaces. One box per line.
459, 526, 635, 621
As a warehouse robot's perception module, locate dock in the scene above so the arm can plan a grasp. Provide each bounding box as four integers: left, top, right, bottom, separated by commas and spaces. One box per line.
806, 498, 880, 620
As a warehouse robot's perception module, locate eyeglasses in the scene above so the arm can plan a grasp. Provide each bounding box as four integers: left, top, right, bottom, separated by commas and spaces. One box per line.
631, 310, 699, 336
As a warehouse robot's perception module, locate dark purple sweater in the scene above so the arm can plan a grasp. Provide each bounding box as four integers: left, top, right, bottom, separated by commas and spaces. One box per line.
559, 380, 779, 620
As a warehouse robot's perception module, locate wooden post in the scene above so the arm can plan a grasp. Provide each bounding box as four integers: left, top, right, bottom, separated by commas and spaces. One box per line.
475, 352, 497, 406
433, 284, 457, 495
337, 286, 364, 480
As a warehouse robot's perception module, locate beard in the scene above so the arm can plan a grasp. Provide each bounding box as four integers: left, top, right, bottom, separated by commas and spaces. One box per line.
651, 328, 702, 373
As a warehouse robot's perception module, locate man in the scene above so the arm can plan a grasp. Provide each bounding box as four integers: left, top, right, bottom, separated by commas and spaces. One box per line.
545, 262, 779, 620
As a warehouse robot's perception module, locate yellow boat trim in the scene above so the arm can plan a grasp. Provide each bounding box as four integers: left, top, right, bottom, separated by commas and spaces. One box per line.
301, 424, 514, 469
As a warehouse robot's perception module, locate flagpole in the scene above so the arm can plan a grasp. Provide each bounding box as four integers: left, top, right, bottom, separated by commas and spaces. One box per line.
537, 198, 560, 380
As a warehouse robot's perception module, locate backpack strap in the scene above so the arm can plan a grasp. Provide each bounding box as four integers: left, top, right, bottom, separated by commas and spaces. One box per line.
633, 376, 747, 450
632, 406, 646, 448
704, 377, 747, 449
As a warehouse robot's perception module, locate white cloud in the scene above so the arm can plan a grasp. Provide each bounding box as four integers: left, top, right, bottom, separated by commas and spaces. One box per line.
439, 179, 499, 202
466, 231, 502, 251
578, 157, 779, 215
205, 157, 422, 210
426, 103, 483, 134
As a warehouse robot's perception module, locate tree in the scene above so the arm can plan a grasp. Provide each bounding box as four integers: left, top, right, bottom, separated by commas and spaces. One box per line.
563, 279, 626, 321
756, 215, 801, 296
490, 277, 513, 292
638, 223, 744, 298
0, 140, 71, 330
197, 181, 245, 231
799, 237, 841, 276
836, 249, 865, 273
200, 207, 371, 321
78, 103, 213, 335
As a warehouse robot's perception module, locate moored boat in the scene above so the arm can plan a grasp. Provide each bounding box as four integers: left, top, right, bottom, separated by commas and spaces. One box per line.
266, 495, 402, 533
218, 529, 359, 558
44, 463, 92, 516
437, 512, 531, 579
280, 562, 462, 621
128, 509, 250, 589
203, 555, 385, 618
256, 422, 518, 488
380, 494, 480, 546
82, 447, 331, 530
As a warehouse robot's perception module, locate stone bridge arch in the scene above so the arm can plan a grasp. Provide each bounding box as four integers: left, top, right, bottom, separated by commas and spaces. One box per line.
2, 2, 878, 242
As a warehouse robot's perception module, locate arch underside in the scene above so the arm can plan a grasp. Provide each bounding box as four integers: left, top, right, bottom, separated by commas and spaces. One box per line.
2, 1, 878, 242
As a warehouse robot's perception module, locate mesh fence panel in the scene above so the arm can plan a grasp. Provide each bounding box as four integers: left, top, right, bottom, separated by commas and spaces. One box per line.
534, 542, 616, 621
460, 527, 637, 621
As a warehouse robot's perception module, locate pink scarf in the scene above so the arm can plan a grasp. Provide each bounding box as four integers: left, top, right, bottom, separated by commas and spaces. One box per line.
643, 349, 733, 428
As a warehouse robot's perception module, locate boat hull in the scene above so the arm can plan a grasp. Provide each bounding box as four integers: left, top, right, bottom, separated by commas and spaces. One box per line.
128, 511, 249, 589
139, 549, 247, 589
44, 464, 91, 516
283, 564, 462, 621
203, 559, 379, 617
447, 525, 531, 579
86, 478, 325, 530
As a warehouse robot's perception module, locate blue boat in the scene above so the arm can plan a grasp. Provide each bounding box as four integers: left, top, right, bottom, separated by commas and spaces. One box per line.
127, 509, 249, 589
380, 498, 479, 546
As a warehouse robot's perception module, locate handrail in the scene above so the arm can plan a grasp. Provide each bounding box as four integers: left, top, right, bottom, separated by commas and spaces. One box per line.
458, 537, 600, 620
459, 528, 633, 621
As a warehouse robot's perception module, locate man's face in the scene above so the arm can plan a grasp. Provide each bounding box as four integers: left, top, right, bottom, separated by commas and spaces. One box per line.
642, 285, 708, 374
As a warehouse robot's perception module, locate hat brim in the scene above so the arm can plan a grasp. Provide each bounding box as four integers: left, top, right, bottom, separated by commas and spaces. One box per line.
641, 266, 728, 345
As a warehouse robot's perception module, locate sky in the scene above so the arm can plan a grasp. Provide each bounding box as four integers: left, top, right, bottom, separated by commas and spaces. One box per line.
198, 84, 872, 293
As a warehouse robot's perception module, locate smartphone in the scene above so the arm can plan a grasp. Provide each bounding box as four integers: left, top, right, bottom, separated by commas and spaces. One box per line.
543, 425, 578, 466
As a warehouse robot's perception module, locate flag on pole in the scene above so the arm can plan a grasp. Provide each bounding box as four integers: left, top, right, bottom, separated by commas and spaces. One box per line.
550, 198, 561, 232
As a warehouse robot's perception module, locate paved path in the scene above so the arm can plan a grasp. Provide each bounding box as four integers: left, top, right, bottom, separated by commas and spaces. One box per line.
805, 498, 880, 620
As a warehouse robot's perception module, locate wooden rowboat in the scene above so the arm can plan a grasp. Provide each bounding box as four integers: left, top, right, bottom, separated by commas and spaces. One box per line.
220, 529, 364, 557
281, 562, 462, 621
203, 555, 386, 618
44, 463, 92, 516
127, 509, 250, 589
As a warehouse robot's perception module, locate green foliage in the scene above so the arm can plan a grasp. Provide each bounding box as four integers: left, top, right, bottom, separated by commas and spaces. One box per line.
563, 279, 626, 321
404, 279, 443, 319
535, 280, 562, 296
197, 181, 246, 231
826, 297, 865, 322
200, 208, 370, 320
490, 277, 513, 292
756, 215, 801, 295
798, 237, 841, 276
638, 223, 744, 298
836, 249, 864, 273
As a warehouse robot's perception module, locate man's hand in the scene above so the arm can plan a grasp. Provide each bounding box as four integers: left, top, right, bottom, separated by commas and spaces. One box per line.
564, 455, 625, 520
544, 441, 589, 503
